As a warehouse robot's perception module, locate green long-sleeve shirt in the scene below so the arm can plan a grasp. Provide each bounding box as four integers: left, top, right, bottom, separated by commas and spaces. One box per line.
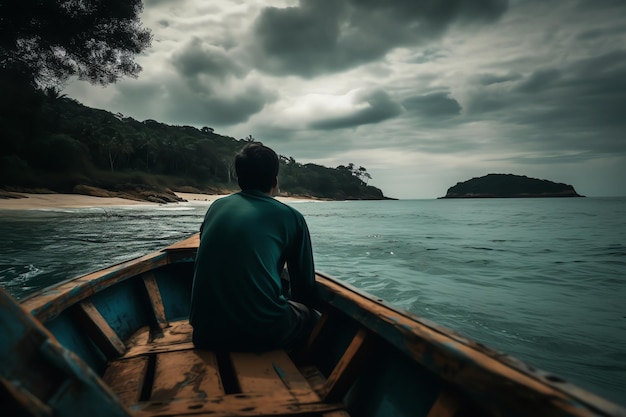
189, 190, 315, 350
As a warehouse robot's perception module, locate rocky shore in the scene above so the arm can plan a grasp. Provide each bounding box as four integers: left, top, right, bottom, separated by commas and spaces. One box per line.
1, 184, 202, 204
0, 186, 319, 210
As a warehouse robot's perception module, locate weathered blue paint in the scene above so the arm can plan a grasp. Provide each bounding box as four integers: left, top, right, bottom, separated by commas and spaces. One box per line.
272, 363, 287, 380
311, 310, 360, 377
153, 262, 194, 321
0, 288, 130, 417
25, 251, 170, 322
46, 312, 108, 374
37, 339, 129, 417
90, 278, 153, 342
345, 351, 440, 417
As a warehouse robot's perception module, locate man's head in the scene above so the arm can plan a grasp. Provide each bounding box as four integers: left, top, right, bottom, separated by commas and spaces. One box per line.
235, 142, 279, 193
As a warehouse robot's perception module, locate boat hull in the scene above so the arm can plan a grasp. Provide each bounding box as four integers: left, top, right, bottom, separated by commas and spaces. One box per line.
0, 234, 622, 417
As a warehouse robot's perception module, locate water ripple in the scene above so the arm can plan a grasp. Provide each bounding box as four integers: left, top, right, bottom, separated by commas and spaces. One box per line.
1, 198, 625, 405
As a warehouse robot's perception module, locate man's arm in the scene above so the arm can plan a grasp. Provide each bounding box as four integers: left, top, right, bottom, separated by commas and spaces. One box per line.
286, 217, 316, 306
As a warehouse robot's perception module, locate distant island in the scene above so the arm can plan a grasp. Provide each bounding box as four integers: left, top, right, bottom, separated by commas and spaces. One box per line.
440, 174, 583, 198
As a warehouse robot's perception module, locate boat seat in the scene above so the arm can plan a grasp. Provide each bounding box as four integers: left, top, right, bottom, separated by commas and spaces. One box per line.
103, 319, 348, 416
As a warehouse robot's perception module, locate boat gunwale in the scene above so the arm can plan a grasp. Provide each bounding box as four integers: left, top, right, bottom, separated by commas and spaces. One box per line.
314, 271, 626, 417
14, 235, 626, 417
20, 235, 202, 322
20, 250, 174, 323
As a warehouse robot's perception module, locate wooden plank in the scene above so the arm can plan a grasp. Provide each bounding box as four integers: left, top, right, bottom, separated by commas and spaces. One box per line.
22, 250, 171, 323
125, 325, 151, 349
1, 288, 129, 416
320, 328, 373, 403
123, 320, 194, 359
426, 390, 459, 417
292, 310, 331, 364
102, 356, 149, 407
316, 274, 626, 417
133, 392, 344, 417
315, 275, 626, 417
300, 365, 327, 396
230, 350, 320, 403
142, 273, 168, 329
306, 310, 330, 348
36, 339, 131, 417
299, 367, 352, 417
163, 234, 199, 251
151, 350, 224, 401
152, 320, 193, 345
0, 377, 53, 417
123, 341, 195, 359
73, 300, 126, 357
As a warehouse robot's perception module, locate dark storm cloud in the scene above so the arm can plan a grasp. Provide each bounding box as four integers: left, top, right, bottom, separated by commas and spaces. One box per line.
410, 48, 449, 64
250, 0, 508, 77
105, 78, 274, 127
515, 69, 561, 93
148, 37, 275, 126
466, 50, 626, 155
165, 86, 272, 126
519, 51, 625, 131
493, 151, 608, 165
477, 72, 522, 86
60, 0, 626, 197
171, 37, 245, 81
144, 0, 170, 6
577, 25, 626, 41
576, 0, 625, 10
402, 92, 462, 119
309, 88, 403, 130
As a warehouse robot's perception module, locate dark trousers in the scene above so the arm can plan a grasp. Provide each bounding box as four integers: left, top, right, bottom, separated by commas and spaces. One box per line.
279, 300, 320, 351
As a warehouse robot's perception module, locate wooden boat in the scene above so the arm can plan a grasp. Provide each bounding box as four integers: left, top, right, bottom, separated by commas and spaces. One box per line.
1, 234, 624, 417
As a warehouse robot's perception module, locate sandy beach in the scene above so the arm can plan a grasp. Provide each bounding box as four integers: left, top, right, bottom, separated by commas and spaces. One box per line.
0, 192, 314, 210
176, 192, 316, 204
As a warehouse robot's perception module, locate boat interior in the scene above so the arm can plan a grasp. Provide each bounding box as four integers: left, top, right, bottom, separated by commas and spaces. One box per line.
2, 235, 623, 417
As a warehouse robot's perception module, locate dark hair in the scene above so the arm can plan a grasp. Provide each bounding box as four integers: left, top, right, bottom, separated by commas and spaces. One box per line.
235, 142, 279, 192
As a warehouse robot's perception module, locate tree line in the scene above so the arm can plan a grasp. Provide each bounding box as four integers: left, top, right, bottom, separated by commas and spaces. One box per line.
0, 85, 387, 200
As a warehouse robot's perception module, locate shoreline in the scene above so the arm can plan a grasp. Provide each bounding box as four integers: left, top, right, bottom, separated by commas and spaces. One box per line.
0, 192, 316, 210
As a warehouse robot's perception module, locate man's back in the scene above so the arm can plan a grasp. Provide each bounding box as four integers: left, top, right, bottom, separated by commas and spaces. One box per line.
189, 190, 315, 350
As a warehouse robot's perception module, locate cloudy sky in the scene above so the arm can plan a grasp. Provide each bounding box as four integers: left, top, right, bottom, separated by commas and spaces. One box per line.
65, 0, 626, 199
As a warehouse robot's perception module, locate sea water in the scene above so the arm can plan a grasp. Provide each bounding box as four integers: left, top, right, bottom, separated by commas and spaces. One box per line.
1, 197, 625, 405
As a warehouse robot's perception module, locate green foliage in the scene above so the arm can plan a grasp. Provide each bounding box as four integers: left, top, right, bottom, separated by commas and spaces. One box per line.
279, 159, 383, 199
31, 134, 91, 173
0, 86, 387, 200
0, 155, 36, 186
444, 174, 580, 198
0, 0, 151, 87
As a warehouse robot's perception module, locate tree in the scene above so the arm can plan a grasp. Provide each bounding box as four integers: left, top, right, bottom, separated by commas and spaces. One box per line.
336, 163, 372, 184
222, 156, 235, 183
0, 0, 152, 88
356, 166, 372, 185
106, 135, 132, 172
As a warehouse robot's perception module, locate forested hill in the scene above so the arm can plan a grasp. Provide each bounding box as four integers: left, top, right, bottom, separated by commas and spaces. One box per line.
0, 85, 389, 201
440, 174, 583, 198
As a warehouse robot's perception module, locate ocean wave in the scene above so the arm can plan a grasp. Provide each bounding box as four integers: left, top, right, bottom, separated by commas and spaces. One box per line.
2, 197, 625, 405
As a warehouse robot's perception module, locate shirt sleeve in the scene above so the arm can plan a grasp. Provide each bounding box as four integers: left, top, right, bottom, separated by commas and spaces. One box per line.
286, 214, 317, 306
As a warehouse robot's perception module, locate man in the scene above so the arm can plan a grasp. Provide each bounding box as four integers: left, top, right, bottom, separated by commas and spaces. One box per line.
190, 142, 318, 351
